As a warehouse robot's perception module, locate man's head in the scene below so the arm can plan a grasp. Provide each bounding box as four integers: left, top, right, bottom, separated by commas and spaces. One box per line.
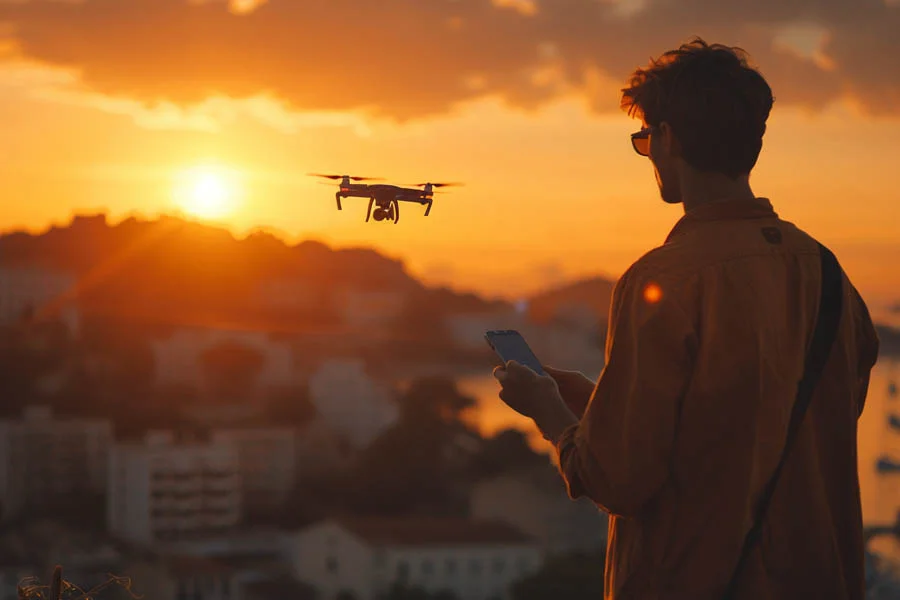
622, 38, 774, 205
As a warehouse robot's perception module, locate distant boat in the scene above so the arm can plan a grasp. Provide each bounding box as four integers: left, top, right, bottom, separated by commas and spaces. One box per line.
889, 414, 900, 431
889, 381, 897, 399
876, 455, 900, 474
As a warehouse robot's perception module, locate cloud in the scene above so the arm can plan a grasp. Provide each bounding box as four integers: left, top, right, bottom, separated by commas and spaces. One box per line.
0, 0, 897, 122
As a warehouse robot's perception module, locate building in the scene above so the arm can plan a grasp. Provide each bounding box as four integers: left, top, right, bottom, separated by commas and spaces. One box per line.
470, 467, 608, 556
107, 431, 241, 545
307, 359, 400, 450
0, 266, 80, 332
210, 426, 297, 515
0, 406, 111, 521
120, 554, 239, 600
149, 326, 296, 390
290, 516, 543, 600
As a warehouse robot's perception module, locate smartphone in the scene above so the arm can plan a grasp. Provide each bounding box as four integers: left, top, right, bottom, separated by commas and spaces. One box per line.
484, 329, 546, 376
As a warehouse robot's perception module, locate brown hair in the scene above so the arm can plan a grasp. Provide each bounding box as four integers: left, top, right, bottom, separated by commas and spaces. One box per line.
621, 37, 774, 178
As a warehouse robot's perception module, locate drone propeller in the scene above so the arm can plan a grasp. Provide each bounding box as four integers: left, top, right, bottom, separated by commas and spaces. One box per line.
414, 182, 464, 188
308, 173, 383, 181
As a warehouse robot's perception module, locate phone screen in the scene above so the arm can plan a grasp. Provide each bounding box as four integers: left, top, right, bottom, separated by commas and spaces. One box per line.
484, 329, 546, 376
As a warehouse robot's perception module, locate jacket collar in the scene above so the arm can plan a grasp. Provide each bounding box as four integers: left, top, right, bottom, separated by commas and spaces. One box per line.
665, 197, 778, 243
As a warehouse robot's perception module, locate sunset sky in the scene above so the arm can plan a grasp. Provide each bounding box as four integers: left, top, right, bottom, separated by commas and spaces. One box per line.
0, 0, 897, 324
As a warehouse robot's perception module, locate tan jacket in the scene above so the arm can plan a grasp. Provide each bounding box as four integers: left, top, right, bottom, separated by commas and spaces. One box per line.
556, 197, 880, 599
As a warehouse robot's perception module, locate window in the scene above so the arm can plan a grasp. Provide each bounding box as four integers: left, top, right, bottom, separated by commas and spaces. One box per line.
469, 559, 482, 575
397, 561, 410, 580
373, 549, 387, 568
445, 558, 457, 575
516, 556, 531, 574
492, 557, 505, 574
175, 580, 189, 600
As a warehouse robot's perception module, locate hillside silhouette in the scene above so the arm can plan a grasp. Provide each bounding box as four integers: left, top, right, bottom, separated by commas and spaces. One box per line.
526, 276, 615, 328
0, 213, 510, 338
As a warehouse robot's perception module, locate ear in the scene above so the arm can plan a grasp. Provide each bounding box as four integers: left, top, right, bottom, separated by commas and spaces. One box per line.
658, 121, 682, 158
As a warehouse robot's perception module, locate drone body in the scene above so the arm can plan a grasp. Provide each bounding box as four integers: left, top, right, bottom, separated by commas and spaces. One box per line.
309, 174, 460, 223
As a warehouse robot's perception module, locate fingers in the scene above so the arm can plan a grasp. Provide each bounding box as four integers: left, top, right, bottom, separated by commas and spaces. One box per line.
494, 360, 528, 384
543, 365, 572, 376
543, 365, 561, 377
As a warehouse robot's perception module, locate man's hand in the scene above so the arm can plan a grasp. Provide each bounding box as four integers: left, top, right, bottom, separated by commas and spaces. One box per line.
493, 360, 578, 444
543, 366, 596, 418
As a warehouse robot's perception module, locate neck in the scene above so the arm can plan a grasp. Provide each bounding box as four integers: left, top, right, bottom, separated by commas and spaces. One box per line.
680, 171, 755, 213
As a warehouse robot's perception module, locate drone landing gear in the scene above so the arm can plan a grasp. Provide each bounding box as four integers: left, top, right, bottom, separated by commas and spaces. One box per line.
336, 192, 343, 211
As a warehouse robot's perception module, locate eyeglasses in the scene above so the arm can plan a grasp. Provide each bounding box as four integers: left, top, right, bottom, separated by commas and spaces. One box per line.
631, 126, 652, 156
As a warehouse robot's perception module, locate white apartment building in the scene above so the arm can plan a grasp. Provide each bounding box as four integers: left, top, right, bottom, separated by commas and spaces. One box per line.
0, 266, 80, 332
210, 426, 297, 514
307, 359, 400, 450
290, 516, 543, 600
0, 406, 111, 520
107, 431, 241, 545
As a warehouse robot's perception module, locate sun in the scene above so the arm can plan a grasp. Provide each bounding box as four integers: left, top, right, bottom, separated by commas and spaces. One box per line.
173, 165, 241, 220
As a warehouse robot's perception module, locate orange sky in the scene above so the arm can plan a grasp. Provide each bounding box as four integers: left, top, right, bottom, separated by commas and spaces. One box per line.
0, 0, 898, 324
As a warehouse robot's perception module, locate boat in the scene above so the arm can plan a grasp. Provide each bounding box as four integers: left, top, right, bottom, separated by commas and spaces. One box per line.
876, 455, 900, 474
889, 414, 900, 431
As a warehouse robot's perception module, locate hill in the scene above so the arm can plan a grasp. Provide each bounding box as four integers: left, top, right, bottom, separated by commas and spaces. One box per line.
0, 213, 508, 334
526, 275, 615, 328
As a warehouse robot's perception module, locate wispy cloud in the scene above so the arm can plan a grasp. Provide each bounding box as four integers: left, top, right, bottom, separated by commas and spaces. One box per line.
0, 57, 373, 134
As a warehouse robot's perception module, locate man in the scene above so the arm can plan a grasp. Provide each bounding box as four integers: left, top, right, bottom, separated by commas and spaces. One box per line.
494, 38, 880, 599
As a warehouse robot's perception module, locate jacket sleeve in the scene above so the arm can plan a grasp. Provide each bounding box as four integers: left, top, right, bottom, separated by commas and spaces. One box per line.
555, 268, 697, 517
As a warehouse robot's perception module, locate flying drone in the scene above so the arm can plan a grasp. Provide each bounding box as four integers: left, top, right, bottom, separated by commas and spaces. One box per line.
309, 173, 462, 224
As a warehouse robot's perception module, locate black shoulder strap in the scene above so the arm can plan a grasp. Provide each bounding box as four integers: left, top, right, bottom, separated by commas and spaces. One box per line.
722, 242, 844, 599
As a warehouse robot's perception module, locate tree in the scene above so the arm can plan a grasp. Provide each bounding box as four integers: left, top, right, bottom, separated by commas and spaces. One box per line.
198, 339, 265, 401
396, 375, 477, 424
266, 383, 316, 427
0, 318, 85, 417
510, 550, 606, 600
469, 428, 546, 480
342, 375, 480, 516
